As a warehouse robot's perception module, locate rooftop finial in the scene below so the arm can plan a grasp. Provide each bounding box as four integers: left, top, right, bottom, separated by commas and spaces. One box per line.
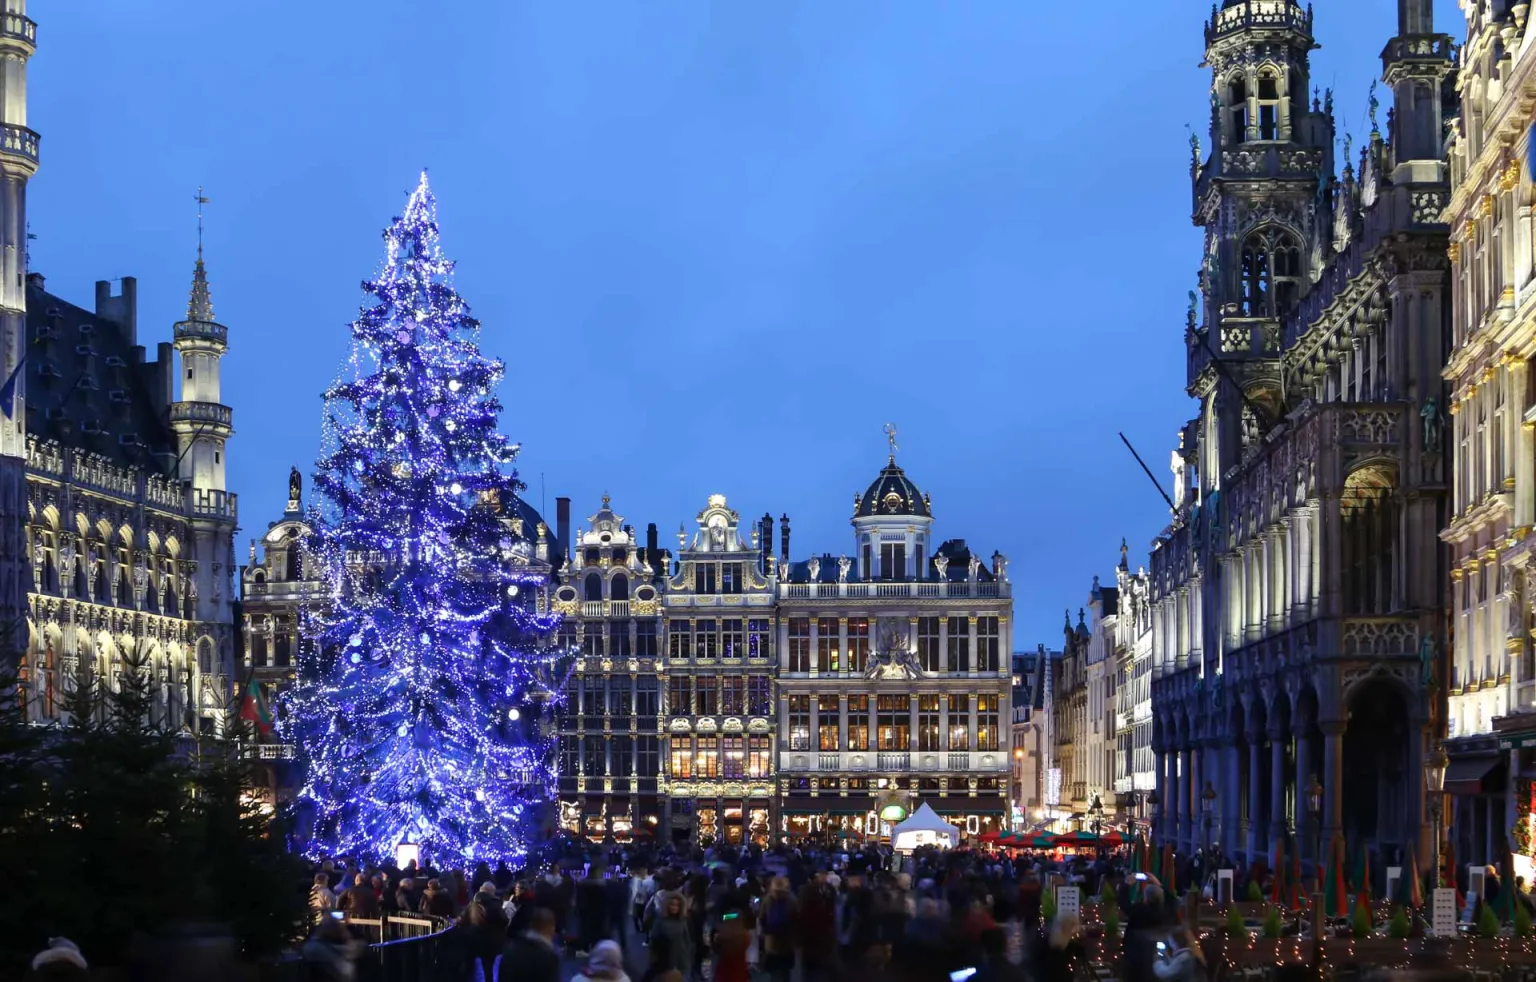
883, 421, 899, 462
186, 186, 214, 323
195, 186, 208, 261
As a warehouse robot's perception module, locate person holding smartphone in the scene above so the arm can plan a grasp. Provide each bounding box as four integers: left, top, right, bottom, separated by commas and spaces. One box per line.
1151, 927, 1206, 982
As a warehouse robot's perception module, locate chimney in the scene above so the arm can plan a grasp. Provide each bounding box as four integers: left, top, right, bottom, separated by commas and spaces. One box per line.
555, 496, 571, 560
780, 513, 790, 563
95, 277, 138, 347
646, 522, 659, 569
760, 513, 773, 573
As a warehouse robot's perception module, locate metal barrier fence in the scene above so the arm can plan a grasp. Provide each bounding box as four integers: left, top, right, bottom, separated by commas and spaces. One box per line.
264, 914, 453, 982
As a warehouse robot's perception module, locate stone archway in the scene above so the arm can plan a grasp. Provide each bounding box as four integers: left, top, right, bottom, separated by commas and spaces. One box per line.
1344, 677, 1413, 864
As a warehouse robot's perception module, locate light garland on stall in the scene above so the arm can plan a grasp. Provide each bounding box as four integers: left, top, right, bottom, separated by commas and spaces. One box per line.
281, 171, 570, 867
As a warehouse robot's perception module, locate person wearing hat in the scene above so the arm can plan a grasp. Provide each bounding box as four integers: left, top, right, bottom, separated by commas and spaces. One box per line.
26, 938, 87, 981
572, 939, 631, 982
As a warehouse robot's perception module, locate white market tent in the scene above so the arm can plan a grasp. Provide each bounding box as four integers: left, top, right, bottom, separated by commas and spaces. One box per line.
891, 802, 961, 852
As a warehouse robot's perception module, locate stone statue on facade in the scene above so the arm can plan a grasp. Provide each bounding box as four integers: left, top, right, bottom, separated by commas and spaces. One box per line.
967, 555, 981, 580
1187, 290, 1199, 329
1421, 397, 1442, 453
1419, 634, 1438, 688
289, 466, 302, 504
933, 554, 949, 580
837, 556, 850, 582
807, 557, 820, 582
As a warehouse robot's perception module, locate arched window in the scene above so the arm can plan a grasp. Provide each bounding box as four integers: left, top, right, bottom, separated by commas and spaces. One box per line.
1256, 71, 1280, 140
583, 571, 604, 602
198, 639, 213, 675
1227, 76, 1249, 143
285, 545, 302, 582
1239, 228, 1303, 318
611, 572, 630, 602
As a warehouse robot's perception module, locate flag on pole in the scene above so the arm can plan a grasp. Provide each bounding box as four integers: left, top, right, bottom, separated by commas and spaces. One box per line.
0, 355, 24, 417
1324, 834, 1348, 917
1290, 837, 1304, 910
1271, 838, 1285, 905
1358, 848, 1374, 922
238, 674, 273, 735
1406, 845, 1423, 909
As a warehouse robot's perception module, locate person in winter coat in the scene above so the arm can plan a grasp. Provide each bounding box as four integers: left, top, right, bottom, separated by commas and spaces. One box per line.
395, 877, 422, 913
1041, 913, 1087, 982
341, 873, 382, 918
710, 904, 752, 982
420, 878, 456, 918
301, 915, 363, 982
648, 893, 693, 978
1151, 927, 1207, 982
310, 872, 338, 914
573, 939, 631, 982
759, 877, 797, 982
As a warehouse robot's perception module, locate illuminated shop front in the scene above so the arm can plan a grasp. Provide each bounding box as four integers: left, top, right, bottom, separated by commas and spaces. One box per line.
779, 776, 1007, 841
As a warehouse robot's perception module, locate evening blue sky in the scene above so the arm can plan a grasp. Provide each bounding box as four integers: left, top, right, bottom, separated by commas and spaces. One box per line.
27, 0, 1462, 645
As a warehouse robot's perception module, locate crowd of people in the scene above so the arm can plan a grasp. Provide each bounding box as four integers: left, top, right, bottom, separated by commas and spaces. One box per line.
298, 838, 1216, 982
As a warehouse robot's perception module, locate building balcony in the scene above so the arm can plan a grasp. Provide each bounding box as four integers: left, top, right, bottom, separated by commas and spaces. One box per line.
0, 123, 38, 167
1194, 144, 1323, 211
239, 742, 295, 760
174, 318, 228, 349
779, 579, 1008, 601
170, 401, 233, 430
778, 749, 1008, 774
1204, 0, 1311, 45
0, 12, 36, 49
191, 488, 237, 521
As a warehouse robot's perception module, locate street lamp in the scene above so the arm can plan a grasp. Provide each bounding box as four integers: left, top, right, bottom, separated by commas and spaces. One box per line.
1424, 743, 1449, 891
1148, 790, 1161, 844
1306, 774, 1323, 885
1201, 782, 1217, 852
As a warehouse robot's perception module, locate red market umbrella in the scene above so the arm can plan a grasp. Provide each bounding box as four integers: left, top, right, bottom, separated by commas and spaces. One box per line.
1100, 830, 1125, 847
978, 829, 1001, 843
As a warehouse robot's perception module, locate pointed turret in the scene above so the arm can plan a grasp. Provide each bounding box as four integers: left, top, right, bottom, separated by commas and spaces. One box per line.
170, 195, 234, 554
187, 254, 214, 324
1380, 0, 1453, 184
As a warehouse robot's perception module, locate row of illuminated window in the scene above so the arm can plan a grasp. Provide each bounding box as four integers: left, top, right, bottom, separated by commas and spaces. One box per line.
249, 629, 294, 668
566, 674, 661, 719
785, 616, 1001, 674
667, 619, 772, 660
557, 621, 659, 658
559, 734, 661, 777
784, 693, 1000, 752
665, 675, 772, 717
668, 735, 774, 780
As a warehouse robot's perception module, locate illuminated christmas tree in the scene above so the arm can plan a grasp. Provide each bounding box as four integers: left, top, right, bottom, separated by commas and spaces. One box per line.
284, 172, 566, 865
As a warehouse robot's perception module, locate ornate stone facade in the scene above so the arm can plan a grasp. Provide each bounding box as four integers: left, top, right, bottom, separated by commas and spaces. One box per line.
777, 453, 1013, 839
551, 496, 666, 843
1440, 0, 1536, 874
660, 494, 777, 845
1148, 0, 1453, 868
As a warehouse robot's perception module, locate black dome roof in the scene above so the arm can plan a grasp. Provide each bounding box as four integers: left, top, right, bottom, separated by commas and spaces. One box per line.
855, 457, 930, 518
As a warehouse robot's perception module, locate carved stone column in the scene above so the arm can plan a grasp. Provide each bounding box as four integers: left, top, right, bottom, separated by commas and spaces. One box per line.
1269, 718, 1290, 847
1320, 718, 1346, 851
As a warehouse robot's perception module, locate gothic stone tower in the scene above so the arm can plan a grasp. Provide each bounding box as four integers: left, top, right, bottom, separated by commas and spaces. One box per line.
170, 244, 238, 701
0, 0, 35, 663
1191, 0, 1331, 491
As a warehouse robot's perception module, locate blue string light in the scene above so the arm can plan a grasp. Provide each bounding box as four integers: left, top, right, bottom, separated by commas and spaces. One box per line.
281, 171, 569, 867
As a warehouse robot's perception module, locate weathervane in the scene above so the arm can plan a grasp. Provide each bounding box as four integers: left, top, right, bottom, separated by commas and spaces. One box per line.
883, 422, 899, 459
194, 186, 209, 260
